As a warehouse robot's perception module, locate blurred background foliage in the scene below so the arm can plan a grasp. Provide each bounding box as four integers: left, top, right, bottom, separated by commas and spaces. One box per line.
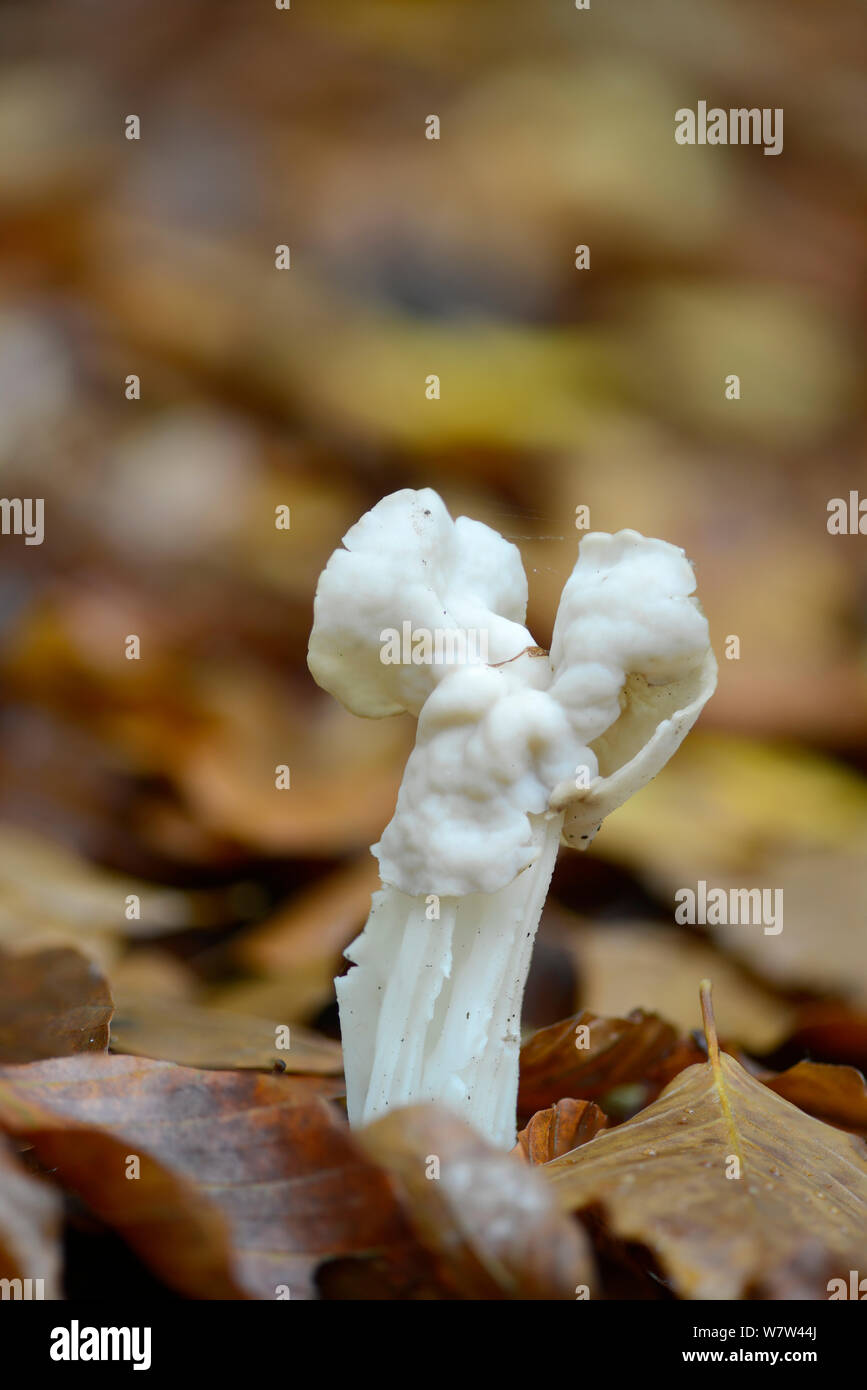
0, 0, 865, 1062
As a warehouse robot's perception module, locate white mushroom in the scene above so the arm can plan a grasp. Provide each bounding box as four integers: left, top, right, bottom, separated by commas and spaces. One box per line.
308, 490, 716, 1148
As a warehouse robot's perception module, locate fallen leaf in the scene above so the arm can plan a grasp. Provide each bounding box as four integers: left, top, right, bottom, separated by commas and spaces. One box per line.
207, 971, 341, 1032
236, 855, 378, 977
175, 669, 411, 856
110, 996, 343, 1075
519, 1007, 702, 1118
787, 1004, 867, 1071
516, 1098, 608, 1164
764, 1061, 867, 1140
0, 824, 230, 966
228, 855, 379, 1024
356, 1103, 596, 1300
712, 848, 867, 1006
591, 733, 867, 893
621, 281, 852, 446
106, 947, 200, 1005
0, 1055, 405, 1300
0, 1137, 63, 1297
0, 945, 113, 1062
558, 918, 795, 1053
543, 987, 867, 1299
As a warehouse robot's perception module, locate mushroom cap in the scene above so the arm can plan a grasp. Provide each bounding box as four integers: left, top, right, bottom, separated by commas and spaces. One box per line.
550, 646, 718, 848
373, 651, 584, 897
373, 526, 715, 895
307, 488, 533, 718
308, 498, 716, 897
547, 529, 717, 847
547, 529, 712, 741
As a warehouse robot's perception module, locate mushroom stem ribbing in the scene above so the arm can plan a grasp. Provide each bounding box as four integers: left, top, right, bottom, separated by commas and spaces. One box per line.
336, 811, 563, 1148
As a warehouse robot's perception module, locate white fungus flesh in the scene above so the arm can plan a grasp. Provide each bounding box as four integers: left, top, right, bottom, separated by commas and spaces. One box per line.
308, 490, 716, 1148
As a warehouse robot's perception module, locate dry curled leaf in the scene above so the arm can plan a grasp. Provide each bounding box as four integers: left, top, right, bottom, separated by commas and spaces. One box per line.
0, 945, 113, 1062
787, 1005, 867, 1072
764, 1061, 867, 1141
518, 1007, 701, 1118
543, 990, 867, 1299
109, 996, 343, 1075
356, 1103, 596, 1300
516, 1098, 608, 1164
0, 1055, 403, 1300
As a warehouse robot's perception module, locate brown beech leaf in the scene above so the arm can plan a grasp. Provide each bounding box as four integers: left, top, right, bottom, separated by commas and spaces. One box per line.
562, 920, 795, 1053
0, 945, 113, 1062
356, 1103, 596, 1300
518, 1007, 703, 1118
543, 986, 867, 1300
516, 1099, 608, 1164
711, 848, 867, 1006
236, 855, 379, 976
0, 1055, 410, 1300
107, 947, 199, 1006
0, 1136, 63, 1297
109, 996, 343, 1075
0, 825, 219, 950
207, 971, 342, 1034
764, 1061, 867, 1140
787, 1004, 867, 1071
224, 856, 380, 1025
590, 735, 867, 895
175, 671, 411, 856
